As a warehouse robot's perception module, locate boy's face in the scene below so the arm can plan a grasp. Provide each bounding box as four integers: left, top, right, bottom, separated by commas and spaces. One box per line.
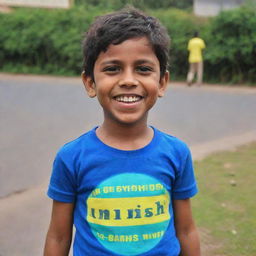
83, 37, 169, 126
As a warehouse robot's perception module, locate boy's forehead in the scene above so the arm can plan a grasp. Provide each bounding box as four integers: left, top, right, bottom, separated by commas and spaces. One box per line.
97, 37, 156, 61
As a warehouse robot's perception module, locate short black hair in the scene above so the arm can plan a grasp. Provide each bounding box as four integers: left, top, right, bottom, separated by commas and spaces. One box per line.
82, 7, 170, 79
194, 31, 199, 37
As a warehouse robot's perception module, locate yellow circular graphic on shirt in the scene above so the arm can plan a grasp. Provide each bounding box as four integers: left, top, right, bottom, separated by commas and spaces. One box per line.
86, 173, 170, 255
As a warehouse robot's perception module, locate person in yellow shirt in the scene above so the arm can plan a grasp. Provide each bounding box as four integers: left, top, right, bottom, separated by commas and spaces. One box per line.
187, 31, 206, 86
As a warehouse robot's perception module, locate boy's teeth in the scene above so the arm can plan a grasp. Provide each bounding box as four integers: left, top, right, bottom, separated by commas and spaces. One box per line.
115, 96, 141, 103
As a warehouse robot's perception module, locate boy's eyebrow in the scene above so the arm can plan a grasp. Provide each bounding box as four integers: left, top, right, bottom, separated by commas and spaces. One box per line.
100, 60, 121, 66
135, 59, 157, 66
100, 59, 157, 66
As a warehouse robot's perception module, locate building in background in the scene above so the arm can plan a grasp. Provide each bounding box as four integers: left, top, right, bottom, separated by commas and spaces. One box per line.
0, 0, 73, 9
194, 0, 245, 16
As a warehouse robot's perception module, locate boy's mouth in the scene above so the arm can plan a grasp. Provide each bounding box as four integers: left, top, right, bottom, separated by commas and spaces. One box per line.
114, 95, 142, 103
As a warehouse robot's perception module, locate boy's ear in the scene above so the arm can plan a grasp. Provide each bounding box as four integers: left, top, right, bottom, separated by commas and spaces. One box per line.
81, 71, 96, 98
158, 71, 169, 97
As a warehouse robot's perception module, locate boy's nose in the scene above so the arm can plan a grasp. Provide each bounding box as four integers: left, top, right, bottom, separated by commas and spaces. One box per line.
118, 70, 139, 88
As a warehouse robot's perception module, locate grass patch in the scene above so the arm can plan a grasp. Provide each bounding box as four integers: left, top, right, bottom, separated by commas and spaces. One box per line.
193, 142, 256, 256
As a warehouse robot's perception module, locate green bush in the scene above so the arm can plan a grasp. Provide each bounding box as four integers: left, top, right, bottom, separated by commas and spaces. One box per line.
203, 6, 256, 83
0, 5, 255, 84
0, 7, 104, 75
74, 0, 193, 10
0, 7, 198, 78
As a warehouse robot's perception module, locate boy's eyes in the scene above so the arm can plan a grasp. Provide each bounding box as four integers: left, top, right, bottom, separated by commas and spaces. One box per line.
102, 65, 153, 74
135, 66, 153, 73
102, 66, 121, 73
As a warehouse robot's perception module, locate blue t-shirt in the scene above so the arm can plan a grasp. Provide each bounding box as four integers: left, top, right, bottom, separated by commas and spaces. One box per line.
47, 127, 198, 256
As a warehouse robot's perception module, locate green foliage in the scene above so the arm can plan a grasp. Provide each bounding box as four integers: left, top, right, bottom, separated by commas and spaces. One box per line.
0, 6, 198, 78
203, 6, 256, 83
0, 7, 103, 75
0, 4, 255, 84
74, 0, 193, 10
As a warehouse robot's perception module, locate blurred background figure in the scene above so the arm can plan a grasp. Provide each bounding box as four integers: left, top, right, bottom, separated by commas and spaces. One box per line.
187, 31, 206, 86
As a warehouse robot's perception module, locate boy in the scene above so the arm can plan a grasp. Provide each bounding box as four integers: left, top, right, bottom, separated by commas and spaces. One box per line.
44, 8, 201, 256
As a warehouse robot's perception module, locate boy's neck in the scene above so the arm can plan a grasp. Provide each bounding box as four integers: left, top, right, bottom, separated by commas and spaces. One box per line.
96, 121, 154, 151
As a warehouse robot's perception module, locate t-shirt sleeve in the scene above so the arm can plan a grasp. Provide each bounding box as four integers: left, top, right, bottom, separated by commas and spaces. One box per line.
47, 150, 77, 203
172, 148, 198, 200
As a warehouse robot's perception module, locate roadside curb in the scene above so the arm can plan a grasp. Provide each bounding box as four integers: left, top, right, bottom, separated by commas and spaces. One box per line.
191, 130, 256, 161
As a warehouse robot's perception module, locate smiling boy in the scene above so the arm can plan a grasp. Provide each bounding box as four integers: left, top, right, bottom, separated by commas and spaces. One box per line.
44, 8, 200, 256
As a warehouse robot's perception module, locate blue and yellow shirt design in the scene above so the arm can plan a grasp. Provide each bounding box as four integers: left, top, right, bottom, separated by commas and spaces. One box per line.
86, 173, 170, 255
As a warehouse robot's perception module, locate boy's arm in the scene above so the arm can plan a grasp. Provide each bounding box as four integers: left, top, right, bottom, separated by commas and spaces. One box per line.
44, 200, 74, 256
173, 199, 201, 256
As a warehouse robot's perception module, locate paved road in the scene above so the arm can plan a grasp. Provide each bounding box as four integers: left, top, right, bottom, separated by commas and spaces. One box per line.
0, 74, 256, 255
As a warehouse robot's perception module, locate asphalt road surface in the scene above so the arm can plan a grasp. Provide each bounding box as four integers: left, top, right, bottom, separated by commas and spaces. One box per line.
0, 74, 256, 255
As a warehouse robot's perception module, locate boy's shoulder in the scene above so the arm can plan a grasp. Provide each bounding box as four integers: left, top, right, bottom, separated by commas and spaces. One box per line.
155, 127, 191, 155
56, 127, 97, 157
